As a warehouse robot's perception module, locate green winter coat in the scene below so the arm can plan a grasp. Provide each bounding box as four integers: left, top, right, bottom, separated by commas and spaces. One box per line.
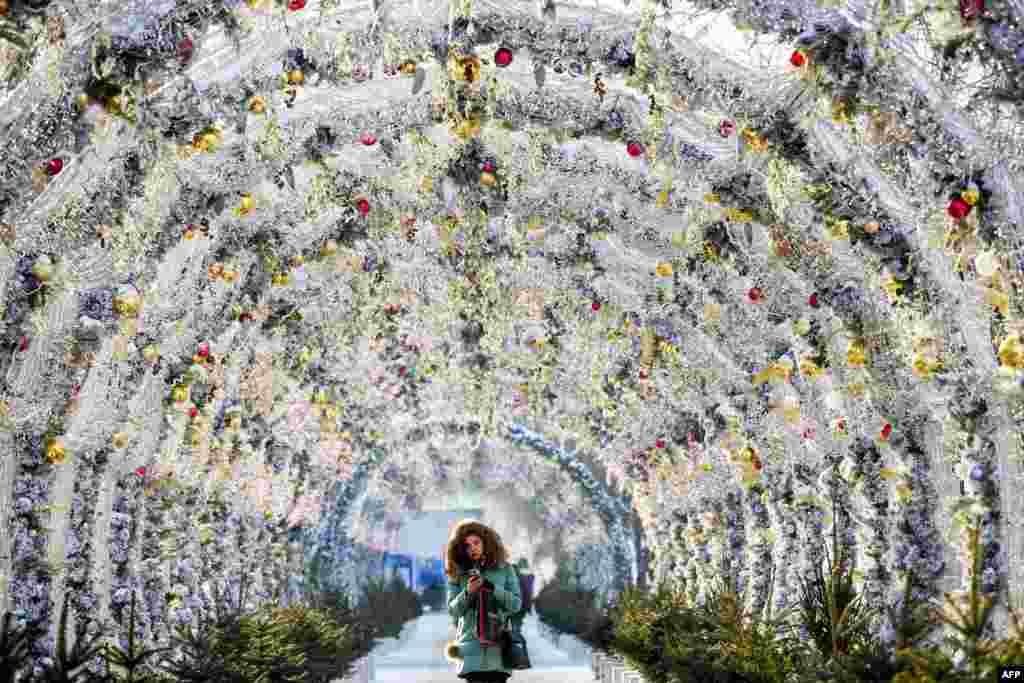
445, 561, 523, 676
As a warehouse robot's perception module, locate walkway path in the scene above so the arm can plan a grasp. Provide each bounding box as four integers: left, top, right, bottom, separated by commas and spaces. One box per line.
366, 610, 597, 682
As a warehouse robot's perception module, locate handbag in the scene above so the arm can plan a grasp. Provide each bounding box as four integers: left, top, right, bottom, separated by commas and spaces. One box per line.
501, 565, 532, 670
500, 617, 532, 670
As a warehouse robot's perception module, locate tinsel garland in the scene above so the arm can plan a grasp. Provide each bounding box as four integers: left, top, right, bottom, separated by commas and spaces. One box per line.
947, 386, 1006, 636
742, 483, 773, 617
792, 463, 825, 597
765, 477, 797, 614
684, 510, 711, 604
721, 489, 745, 595
65, 450, 103, 646
844, 437, 891, 608
108, 471, 145, 656
9, 433, 56, 678
885, 431, 947, 615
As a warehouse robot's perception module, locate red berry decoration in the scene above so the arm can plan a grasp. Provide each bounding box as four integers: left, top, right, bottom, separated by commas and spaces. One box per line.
360, 132, 377, 145
288, 0, 305, 10
135, 466, 146, 477
494, 47, 514, 67
197, 342, 210, 357
592, 302, 601, 311
808, 293, 819, 307
959, 0, 983, 19
655, 439, 666, 449
748, 287, 763, 303
189, 406, 199, 418
178, 37, 194, 62
789, 50, 806, 67
881, 423, 893, 440
718, 120, 736, 138
626, 142, 644, 158
45, 158, 63, 176
947, 197, 971, 220
356, 198, 370, 216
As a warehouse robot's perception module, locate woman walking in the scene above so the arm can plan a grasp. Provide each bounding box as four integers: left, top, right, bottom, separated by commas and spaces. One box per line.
444, 519, 523, 682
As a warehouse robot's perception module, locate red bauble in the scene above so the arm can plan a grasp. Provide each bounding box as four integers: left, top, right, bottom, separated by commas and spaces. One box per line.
626, 142, 644, 158
45, 158, 64, 176
748, 287, 763, 302
789, 50, 806, 67
494, 48, 513, 67
189, 406, 199, 419
808, 293, 819, 307
655, 439, 666, 449
197, 342, 210, 357
482, 160, 496, 173
947, 197, 971, 220
592, 302, 601, 311
135, 467, 147, 477
288, 0, 306, 10
718, 120, 736, 138
357, 198, 370, 216
18, 336, 28, 351
360, 132, 377, 145
881, 423, 893, 440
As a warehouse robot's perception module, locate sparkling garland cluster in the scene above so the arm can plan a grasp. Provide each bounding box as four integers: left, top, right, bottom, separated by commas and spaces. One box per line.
843, 437, 892, 608
742, 483, 773, 616
885, 432, 948, 610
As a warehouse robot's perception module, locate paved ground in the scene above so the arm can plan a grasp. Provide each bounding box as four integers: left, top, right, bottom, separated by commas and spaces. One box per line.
365, 611, 597, 683
371, 668, 598, 682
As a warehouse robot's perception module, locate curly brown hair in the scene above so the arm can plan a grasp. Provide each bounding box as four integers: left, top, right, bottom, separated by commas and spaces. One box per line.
444, 519, 509, 580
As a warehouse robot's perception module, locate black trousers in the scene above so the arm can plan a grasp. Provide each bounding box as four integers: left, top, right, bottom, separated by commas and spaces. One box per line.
459, 673, 510, 682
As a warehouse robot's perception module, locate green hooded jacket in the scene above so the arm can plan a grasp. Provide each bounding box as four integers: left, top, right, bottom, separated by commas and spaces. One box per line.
445, 560, 523, 676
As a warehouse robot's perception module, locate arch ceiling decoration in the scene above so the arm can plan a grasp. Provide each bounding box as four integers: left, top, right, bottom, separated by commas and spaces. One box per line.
1, 0, 1024, 671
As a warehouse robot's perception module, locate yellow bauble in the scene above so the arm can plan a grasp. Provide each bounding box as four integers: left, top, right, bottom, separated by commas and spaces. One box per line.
171, 385, 189, 402
31, 255, 55, 283
46, 437, 67, 465
113, 285, 142, 318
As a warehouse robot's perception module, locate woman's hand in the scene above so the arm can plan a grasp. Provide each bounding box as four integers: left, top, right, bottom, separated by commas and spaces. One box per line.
467, 575, 482, 594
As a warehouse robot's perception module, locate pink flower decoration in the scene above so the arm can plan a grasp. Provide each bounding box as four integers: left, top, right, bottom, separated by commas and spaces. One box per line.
368, 366, 386, 385
288, 401, 311, 431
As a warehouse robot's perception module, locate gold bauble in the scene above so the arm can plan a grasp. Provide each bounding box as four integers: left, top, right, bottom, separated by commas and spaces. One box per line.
113, 285, 142, 318
320, 239, 339, 258
288, 69, 304, 84
46, 437, 67, 464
